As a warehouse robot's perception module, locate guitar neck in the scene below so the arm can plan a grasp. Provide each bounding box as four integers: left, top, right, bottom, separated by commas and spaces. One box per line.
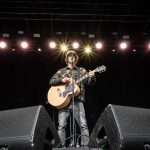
76, 74, 89, 84
75, 65, 106, 84
76, 69, 96, 84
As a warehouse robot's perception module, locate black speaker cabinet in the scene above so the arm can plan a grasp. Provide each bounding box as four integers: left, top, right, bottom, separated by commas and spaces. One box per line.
89, 104, 150, 150
0, 105, 61, 150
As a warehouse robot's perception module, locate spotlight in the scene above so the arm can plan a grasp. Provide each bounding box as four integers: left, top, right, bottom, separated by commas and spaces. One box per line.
123, 35, 130, 39
18, 31, 24, 35
33, 33, 40, 38
0, 41, 7, 49
88, 34, 95, 38
72, 42, 79, 49
81, 44, 94, 58
84, 45, 92, 54
49, 41, 56, 49
81, 32, 86, 35
59, 42, 69, 53
119, 42, 128, 50
2, 33, 9, 38
95, 42, 103, 50
37, 48, 42, 52
133, 49, 136, 52
148, 43, 150, 50
56, 32, 62, 35
20, 41, 29, 49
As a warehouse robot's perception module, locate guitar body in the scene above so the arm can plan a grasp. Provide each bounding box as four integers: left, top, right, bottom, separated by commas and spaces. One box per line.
47, 79, 80, 109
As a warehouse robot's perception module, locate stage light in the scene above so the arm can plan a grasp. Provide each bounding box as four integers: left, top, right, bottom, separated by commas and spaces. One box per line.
20, 41, 29, 49
0, 41, 7, 49
84, 45, 92, 54
123, 35, 129, 39
18, 31, 24, 35
133, 49, 136, 52
112, 32, 118, 35
60, 44, 68, 52
81, 32, 86, 35
119, 42, 128, 50
88, 34, 95, 38
56, 32, 62, 35
81, 44, 95, 61
95, 42, 103, 49
2, 33, 9, 38
59, 42, 69, 53
148, 43, 150, 50
72, 42, 79, 49
33, 33, 40, 38
37, 48, 42, 52
49, 41, 56, 49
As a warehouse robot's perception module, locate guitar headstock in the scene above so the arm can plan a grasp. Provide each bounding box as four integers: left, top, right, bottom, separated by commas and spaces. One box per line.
94, 65, 106, 73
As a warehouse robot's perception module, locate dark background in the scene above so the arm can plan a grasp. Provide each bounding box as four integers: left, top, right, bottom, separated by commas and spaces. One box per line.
0, 0, 150, 132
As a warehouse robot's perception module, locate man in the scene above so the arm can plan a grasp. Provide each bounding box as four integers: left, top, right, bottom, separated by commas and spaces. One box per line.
50, 50, 96, 147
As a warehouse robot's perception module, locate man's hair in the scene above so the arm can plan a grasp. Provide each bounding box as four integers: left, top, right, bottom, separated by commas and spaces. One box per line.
65, 50, 79, 64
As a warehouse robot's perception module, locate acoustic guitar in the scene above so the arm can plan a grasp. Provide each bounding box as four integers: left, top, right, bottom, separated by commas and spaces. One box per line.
47, 65, 106, 109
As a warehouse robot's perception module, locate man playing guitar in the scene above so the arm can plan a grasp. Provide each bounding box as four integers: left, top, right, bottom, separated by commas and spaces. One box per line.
49, 50, 96, 148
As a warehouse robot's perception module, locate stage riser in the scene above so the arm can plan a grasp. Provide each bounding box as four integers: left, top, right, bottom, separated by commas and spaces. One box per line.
53, 148, 98, 150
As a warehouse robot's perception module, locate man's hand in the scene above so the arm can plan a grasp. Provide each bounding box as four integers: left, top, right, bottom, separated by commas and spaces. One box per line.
89, 70, 95, 78
62, 77, 71, 84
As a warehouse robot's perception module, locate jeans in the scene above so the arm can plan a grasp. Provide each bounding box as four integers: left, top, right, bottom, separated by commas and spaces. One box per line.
58, 101, 89, 147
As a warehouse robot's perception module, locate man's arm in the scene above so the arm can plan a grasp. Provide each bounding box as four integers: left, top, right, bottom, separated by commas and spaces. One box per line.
49, 70, 63, 86
49, 69, 71, 86
80, 67, 96, 86
88, 70, 96, 86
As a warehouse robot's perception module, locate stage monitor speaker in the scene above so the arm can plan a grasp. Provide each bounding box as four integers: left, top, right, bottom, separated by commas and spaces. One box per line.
89, 104, 150, 150
0, 105, 61, 150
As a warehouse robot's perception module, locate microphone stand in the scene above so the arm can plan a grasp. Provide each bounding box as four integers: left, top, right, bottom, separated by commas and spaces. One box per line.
70, 54, 76, 147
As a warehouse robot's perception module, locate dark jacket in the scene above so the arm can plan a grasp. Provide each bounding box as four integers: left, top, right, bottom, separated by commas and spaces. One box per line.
49, 66, 96, 102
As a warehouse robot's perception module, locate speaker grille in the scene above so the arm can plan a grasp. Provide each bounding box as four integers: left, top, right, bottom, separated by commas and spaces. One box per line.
0, 105, 61, 150
0, 106, 40, 138
112, 105, 150, 136
89, 104, 150, 150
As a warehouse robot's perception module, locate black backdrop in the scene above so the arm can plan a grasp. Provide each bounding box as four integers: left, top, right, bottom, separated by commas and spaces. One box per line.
0, 50, 150, 132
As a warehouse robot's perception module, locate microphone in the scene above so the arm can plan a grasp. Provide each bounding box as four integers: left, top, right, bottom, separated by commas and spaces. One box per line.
71, 52, 74, 66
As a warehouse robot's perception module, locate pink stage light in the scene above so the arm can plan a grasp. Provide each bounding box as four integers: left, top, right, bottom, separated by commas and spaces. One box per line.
119, 42, 128, 50
72, 42, 79, 49
0, 41, 7, 49
49, 41, 56, 49
95, 42, 103, 49
20, 41, 29, 49
148, 43, 150, 50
